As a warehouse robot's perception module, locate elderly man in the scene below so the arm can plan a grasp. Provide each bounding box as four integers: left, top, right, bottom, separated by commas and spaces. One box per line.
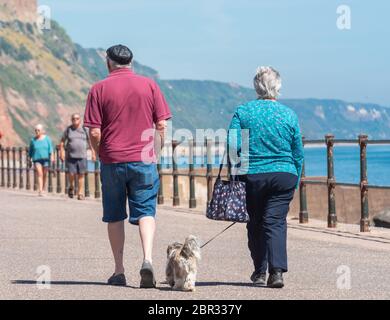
60, 113, 96, 200
84, 45, 171, 288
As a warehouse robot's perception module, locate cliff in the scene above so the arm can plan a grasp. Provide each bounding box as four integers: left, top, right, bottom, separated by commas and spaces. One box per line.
0, 0, 37, 23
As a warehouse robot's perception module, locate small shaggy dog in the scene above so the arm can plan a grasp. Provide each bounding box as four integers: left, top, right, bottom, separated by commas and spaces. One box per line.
165, 235, 201, 292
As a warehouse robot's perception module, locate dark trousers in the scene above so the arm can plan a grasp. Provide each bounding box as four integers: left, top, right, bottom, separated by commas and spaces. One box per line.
240, 172, 298, 273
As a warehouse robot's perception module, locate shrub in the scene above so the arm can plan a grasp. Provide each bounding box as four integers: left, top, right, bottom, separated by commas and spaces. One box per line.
16, 45, 33, 61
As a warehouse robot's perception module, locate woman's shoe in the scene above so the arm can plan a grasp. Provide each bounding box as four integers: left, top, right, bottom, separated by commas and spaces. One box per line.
267, 269, 284, 288
250, 271, 267, 286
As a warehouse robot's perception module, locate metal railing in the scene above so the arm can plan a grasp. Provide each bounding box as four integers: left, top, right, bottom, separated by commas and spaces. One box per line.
0, 140, 227, 206
1, 134, 390, 233
299, 134, 390, 232
0, 145, 101, 198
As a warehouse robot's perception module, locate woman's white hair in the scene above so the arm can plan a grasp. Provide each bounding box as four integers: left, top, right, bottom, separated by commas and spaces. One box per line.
34, 124, 43, 131
253, 66, 282, 99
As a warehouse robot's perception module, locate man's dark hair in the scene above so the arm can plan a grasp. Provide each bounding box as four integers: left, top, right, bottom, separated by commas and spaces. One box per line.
106, 45, 133, 65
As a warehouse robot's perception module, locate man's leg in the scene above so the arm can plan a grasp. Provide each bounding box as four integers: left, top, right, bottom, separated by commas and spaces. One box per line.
127, 162, 159, 288
108, 220, 125, 275
138, 216, 157, 288
77, 174, 84, 197
100, 162, 128, 285
138, 216, 155, 263
69, 173, 75, 193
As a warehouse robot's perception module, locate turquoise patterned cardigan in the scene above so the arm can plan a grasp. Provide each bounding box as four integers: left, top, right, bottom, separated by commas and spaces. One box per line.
227, 99, 304, 188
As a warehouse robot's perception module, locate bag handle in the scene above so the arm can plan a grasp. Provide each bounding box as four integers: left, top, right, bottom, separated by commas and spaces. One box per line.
217, 151, 226, 180
217, 148, 238, 181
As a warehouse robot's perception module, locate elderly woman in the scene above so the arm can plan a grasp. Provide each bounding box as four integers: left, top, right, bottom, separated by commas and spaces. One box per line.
29, 124, 54, 196
227, 66, 304, 288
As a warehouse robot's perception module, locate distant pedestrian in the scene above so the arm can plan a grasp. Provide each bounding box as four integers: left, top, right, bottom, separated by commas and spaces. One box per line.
60, 113, 96, 200
84, 45, 171, 288
28, 124, 54, 196
227, 66, 304, 288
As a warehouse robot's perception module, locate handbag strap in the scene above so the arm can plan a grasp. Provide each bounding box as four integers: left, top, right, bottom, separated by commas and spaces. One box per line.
217, 150, 226, 180
217, 149, 238, 181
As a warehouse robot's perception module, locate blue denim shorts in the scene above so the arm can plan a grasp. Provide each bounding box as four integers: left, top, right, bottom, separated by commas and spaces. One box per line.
100, 162, 160, 225
33, 159, 50, 168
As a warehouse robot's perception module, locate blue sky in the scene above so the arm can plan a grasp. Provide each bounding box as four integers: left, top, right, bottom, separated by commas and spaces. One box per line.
38, 0, 390, 106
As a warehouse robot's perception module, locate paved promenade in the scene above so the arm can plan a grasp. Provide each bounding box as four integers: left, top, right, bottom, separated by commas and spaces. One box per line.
0, 189, 390, 300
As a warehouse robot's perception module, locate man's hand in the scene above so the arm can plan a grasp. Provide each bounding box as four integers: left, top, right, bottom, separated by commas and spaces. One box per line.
155, 120, 167, 142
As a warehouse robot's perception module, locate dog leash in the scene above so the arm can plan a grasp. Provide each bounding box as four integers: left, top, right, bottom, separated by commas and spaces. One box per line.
201, 222, 236, 249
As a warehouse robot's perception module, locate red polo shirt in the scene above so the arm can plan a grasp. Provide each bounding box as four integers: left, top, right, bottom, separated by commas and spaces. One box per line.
83, 68, 171, 163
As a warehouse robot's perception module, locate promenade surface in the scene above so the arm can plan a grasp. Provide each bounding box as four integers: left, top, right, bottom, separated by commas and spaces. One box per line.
1, 188, 390, 300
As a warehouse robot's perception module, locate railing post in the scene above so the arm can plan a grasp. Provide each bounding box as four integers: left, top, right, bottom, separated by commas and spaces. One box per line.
157, 155, 164, 205
12, 147, 17, 188
1, 146, 5, 187
6, 147, 11, 188
74, 174, 79, 196
325, 134, 337, 228
206, 138, 213, 206
33, 161, 38, 191
64, 159, 69, 196
48, 157, 53, 193
359, 134, 370, 232
19, 147, 24, 189
172, 140, 180, 206
299, 137, 308, 223
189, 139, 196, 208
56, 145, 62, 193
25, 147, 31, 190
94, 160, 100, 198
84, 171, 90, 198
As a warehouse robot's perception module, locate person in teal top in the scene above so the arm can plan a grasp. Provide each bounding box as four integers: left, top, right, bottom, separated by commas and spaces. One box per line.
227, 67, 304, 289
28, 124, 54, 196
228, 92, 304, 183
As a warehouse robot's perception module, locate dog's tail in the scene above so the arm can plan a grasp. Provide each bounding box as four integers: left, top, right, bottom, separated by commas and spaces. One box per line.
181, 235, 201, 260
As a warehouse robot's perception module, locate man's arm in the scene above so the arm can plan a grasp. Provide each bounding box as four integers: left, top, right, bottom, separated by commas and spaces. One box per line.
154, 120, 167, 158
89, 128, 101, 156
85, 129, 97, 161
59, 136, 66, 162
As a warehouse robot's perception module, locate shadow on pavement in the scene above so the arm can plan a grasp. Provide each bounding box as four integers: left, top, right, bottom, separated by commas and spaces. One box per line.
156, 281, 261, 291
195, 281, 258, 287
11, 279, 138, 289
12, 280, 269, 291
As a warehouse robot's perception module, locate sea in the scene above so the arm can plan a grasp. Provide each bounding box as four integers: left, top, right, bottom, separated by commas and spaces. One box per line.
88, 144, 390, 187
303, 144, 390, 186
